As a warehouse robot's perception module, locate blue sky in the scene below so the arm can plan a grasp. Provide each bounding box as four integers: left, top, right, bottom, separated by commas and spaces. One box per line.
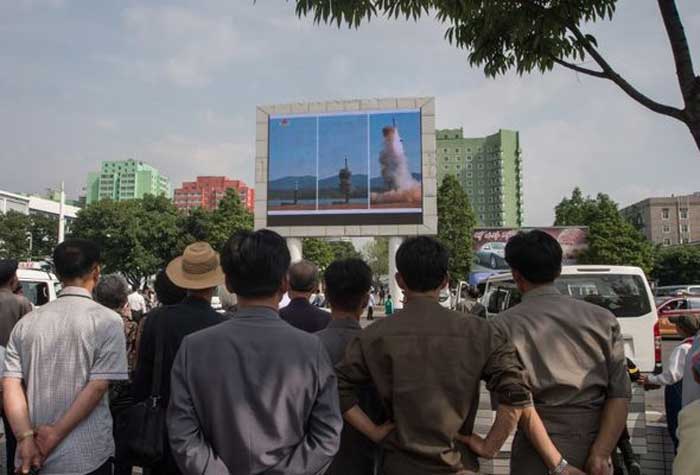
268, 117, 316, 181
1, 1, 699, 225
318, 114, 368, 180
369, 111, 421, 179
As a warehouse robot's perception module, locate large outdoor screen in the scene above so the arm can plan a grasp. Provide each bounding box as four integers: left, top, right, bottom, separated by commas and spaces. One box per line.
266, 108, 423, 226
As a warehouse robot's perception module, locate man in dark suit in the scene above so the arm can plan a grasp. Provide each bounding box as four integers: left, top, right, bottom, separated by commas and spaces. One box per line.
280, 259, 330, 332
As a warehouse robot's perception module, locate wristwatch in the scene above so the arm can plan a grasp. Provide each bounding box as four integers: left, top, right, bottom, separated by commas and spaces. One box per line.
549, 458, 569, 475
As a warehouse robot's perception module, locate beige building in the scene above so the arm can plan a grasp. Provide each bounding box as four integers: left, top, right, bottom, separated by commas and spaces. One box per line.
621, 193, 700, 246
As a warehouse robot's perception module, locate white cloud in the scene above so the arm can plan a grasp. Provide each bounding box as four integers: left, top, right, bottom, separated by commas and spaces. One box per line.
120, 6, 247, 87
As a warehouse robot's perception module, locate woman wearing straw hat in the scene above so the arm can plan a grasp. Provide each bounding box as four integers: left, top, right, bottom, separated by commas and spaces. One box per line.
132, 242, 227, 475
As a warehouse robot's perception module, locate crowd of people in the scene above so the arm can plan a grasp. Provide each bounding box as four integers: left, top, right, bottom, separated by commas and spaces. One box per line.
0, 229, 699, 475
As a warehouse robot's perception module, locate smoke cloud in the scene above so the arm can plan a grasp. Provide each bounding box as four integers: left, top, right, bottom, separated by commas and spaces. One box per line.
373, 125, 421, 205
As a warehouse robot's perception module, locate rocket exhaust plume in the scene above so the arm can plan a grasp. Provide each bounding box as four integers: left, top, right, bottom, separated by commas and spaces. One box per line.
373, 123, 421, 205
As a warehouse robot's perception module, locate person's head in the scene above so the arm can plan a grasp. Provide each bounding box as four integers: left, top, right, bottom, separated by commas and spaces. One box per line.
672, 315, 700, 338
505, 230, 562, 293
0, 259, 19, 290
324, 258, 372, 318
132, 284, 140, 293
153, 269, 186, 305
220, 229, 290, 306
53, 239, 101, 290
288, 260, 320, 298
165, 241, 225, 303
94, 274, 130, 312
395, 236, 449, 299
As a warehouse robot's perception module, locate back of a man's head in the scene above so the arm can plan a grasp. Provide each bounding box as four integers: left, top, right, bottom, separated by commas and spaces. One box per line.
288, 260, 319, 293
396, 236, 449, 292
153, 269, 186, 305
53, 239, 101, 282
94, 274, 130, 310
0, 259, 19, 288
324, 258, 372, 312
220, 229, 291, 299
505, 230, 562, 284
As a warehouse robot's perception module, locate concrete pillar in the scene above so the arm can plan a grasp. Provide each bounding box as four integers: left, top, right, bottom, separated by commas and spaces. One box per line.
287, 237, 303, 263
388, 236, 404, 310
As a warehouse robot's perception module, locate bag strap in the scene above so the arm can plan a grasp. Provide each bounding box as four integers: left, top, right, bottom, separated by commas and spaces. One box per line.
149, 316, 165, 403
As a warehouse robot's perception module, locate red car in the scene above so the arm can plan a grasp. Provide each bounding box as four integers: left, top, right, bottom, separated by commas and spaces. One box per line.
656, 296, 700, 338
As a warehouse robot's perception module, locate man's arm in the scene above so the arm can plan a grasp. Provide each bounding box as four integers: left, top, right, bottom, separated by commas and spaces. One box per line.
34, 380, 110, 457
343, 406, 394, 443
167, 341, 229, 475
267, 342, 343, 475
457, 404, 522, 458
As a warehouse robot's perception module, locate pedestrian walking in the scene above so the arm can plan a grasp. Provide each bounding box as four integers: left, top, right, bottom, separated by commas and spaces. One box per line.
384, 294, 393, 315
132, 242, 226, 475
167, 230, 342, 475
3, 240, 128, 475
379, 287, 386, 305
93, 274, 137, 475
489, 230, 630, 475
367, 291, 375, 320
335, 237, 568, 475
127, 285, 146, 322
316, 258, 386, 475
638, 315, 700, 451
279, 259, 330, 332
0, 259, 33, 475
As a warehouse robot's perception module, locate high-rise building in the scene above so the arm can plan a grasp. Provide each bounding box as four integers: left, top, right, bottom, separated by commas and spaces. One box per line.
85, 159, 171, 204
436, 129, 523, 227
621, 193, 700, 246
174, 176, 255, 212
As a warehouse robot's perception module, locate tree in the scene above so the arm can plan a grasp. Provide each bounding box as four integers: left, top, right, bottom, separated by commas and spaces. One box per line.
364, 238, 389, 279
438, 174, 476, 283
70, 196, 184, 287
555, 189, 655, 274
0, 211, 33, 260
653, 245, 700, 286
203, 188, 254, 253
29, 214, 58, 260
303, 238, 334, 270
328, 240, 362, 261
294, 1, 700, 152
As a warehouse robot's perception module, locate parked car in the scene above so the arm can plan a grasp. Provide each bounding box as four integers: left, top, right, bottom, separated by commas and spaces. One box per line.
654, 285, 700, 305
656, 296, 700, 338
17, 266, 60, 307
480, 265, 660, 373
475, 242, 508, 269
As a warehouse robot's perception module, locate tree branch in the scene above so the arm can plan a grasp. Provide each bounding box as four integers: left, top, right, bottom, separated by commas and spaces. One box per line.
552, 57, 607, 78
567, 24, 685, 121
657, 0, 697, 102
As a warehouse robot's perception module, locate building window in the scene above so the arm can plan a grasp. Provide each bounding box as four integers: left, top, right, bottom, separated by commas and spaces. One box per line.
662, 208, 670, 220
663, 225, 671, 233
682, 224, 690, 233
680, 208, 689, 219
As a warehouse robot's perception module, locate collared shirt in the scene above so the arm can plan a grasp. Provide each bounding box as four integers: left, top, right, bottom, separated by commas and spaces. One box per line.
127, 291, 146, 312
0, 288, 32, 347
280, 297, 331, 333
4, 286, 128, 475
336, 297, 531, 474
493, 285, 631, 410
317, 318, 385, 475
167, 306, 342, 475
647, 338, 693, 386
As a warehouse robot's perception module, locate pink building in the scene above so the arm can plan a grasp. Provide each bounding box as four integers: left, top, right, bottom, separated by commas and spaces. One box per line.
174, 176, 254, 212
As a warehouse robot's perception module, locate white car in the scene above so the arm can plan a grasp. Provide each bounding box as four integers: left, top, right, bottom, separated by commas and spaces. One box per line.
17, 266, 60, 307
480, 265, 660, 373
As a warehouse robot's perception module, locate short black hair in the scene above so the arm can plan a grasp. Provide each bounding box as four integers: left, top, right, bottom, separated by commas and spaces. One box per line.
153, 269, 186, 305
324, 258, 372, 312
94, 274, 130, 310
288, 260, 319, 292
53, 239, 101, 281
0, 259, 19, 287
220, 229, 291, 298
505, 230, 562, 284
395, 236, 449, 292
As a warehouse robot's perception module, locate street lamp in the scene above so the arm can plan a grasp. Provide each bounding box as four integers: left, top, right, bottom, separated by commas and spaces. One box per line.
26, 232, 33, 263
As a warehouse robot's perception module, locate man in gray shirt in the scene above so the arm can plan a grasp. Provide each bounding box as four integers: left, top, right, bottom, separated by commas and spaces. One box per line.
168, 230, 342, 475
3, 239, 128, 475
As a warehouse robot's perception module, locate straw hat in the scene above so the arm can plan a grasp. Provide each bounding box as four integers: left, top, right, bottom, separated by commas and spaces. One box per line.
166, 242, 225, 290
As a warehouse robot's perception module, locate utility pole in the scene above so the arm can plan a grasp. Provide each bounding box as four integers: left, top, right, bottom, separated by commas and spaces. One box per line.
58, 181, 66, 243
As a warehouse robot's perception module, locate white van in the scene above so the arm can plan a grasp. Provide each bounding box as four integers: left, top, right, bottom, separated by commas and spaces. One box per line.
17, 267, 60, 307
481, 265, 660, 373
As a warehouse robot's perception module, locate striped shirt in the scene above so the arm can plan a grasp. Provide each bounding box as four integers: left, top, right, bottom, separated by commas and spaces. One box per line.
4, 286, 128, 475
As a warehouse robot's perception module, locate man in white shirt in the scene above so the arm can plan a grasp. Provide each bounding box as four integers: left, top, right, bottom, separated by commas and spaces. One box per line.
127, 286, 146, 321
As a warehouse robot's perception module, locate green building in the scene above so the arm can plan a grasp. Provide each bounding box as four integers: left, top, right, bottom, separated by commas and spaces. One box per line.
436, 129, 523, 227
85, 159, 172, 204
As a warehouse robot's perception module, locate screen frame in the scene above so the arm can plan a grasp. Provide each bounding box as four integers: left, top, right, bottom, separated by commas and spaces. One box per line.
255, 97, 437, 238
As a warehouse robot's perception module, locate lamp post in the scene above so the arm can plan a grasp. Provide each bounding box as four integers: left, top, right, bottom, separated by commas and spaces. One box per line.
26, 232, 33, 262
